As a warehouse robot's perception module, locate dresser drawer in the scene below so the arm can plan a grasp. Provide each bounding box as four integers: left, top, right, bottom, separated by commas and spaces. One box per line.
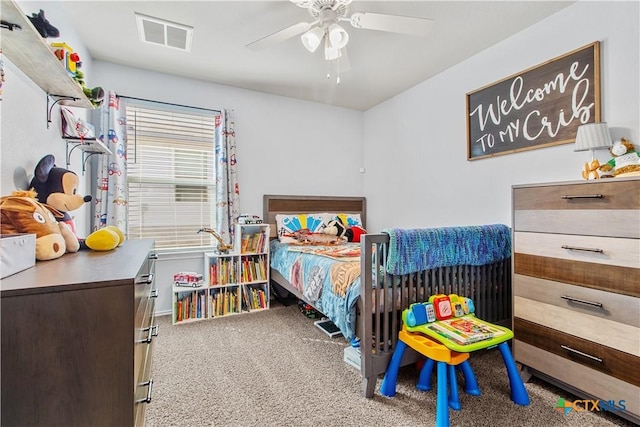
514, 232, 640, 268
514, 274, 640, 328
513, 180, 639, 211
515, 340, 640, 418
515, 298, 640, 356
514, 253, 639, 297
513, 209, 639, 237
513, 179, 640, 238
134, 309, 156, 427
514, 317, 640, 386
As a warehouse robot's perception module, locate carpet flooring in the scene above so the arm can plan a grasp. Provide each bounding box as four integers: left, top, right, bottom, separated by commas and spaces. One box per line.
145, 301, 635, 427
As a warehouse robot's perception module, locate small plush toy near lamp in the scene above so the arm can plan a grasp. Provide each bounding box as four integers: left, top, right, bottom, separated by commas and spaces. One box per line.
574, 122, 613, 180
598, 138, 640, 177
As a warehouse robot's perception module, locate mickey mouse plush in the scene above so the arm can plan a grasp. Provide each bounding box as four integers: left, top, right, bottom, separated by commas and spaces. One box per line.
323, 217, 367, 243
29, 154, 91, 242
29, 154, 123, 251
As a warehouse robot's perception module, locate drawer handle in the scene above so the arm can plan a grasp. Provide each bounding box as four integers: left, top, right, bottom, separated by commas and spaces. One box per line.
560, 295, 603, 308
561, 245, 603, 254
138, 273, 154, 284
560, 194, 603, 199
137, 325, 159, 344
150, 288, 159, 298
136, 379, 154, 404
149, 253, 159, 260
561, 345, 603, 363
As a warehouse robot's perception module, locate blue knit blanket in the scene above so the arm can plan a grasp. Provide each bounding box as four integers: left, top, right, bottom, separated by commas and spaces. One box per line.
382, 224, 512, 275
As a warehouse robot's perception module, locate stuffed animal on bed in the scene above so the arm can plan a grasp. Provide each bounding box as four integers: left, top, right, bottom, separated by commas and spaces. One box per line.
29, 154, 124, 251
598, 138, 640, 177
0, 190, 79, 260
323, 218, 367, 243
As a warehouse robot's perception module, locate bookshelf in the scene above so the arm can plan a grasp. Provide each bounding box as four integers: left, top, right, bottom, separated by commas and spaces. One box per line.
172, 223, 270, 325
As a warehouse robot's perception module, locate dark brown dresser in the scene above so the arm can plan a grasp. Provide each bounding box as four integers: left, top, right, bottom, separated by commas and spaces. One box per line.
1, 239, 158, 427
512, 177, 639, 424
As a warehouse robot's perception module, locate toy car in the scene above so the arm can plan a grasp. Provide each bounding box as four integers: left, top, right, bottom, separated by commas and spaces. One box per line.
173, 272, 204, 288
237, 214, 263, 224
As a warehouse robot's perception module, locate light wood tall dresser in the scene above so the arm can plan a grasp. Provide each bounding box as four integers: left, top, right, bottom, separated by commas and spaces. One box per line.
1, 239, 158, 427
512, 177, 639, 425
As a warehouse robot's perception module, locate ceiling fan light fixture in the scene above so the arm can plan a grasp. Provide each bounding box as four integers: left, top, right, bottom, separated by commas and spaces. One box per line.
324, 37, 342, 60
301, 26, 324, 52
328, 23, 349, 49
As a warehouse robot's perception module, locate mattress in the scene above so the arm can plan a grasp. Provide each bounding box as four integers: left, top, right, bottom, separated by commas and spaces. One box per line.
270, 239, 361, 340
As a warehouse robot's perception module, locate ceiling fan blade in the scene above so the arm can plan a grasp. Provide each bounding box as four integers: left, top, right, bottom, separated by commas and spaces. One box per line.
289, 0, 314, 8
349, 12, 434, 36
246, 21, 311, 50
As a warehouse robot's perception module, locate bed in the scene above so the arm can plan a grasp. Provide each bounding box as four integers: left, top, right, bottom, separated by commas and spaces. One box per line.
263, 195, 512, 398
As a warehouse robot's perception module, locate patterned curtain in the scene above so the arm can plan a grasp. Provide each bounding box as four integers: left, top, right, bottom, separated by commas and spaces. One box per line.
214, 109, 240, 245
92, 91, 128, 234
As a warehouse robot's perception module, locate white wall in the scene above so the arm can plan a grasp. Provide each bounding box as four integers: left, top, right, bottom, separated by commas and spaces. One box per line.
363, 0, 639, 232
91, 62, 365, 218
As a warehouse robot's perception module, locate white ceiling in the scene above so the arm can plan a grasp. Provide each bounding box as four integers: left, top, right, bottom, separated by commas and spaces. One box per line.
62, 1, 573, 111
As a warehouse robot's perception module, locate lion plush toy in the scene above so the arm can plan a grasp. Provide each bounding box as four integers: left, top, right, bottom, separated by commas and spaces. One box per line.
0, 191, 79, 260
599, 138, 640, 177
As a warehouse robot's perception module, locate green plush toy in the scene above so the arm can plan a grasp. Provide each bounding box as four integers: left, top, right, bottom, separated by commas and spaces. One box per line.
73, 70, 105, 107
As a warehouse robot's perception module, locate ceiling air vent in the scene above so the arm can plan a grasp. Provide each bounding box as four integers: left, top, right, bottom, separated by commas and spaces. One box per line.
135, 13, 193, 52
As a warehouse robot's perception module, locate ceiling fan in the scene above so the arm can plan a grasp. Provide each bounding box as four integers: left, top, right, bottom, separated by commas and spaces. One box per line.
246, 0, 434, 68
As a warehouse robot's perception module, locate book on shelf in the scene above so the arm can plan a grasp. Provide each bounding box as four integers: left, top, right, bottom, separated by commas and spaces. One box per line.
240, 229, 267, 254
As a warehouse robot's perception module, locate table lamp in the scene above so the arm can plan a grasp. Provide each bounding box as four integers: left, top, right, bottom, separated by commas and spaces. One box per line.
574, 122, 612, 179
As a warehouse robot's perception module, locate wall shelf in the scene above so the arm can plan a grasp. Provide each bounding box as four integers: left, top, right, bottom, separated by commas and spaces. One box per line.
65, 138, 112, 174
1, 0, 92, 111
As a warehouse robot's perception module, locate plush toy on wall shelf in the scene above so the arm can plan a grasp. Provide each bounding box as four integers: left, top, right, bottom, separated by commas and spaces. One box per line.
29, 154, 124, 252
73, 70, 105, 107
0, 190, 78, 260
50, 40, 105, 107
598, 138, 640, 177
27, 9, 59, 38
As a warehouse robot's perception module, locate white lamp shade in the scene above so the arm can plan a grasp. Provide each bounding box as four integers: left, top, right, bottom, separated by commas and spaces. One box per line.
574, 122, 612, 152
328, 23, 349, 49
301, 26, 324, 52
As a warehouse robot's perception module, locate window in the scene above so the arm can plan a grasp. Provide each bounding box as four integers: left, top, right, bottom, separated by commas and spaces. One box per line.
126, 99, 218, 250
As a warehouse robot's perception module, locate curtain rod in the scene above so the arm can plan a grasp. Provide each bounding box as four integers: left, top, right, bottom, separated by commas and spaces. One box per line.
117, 94, 221, 114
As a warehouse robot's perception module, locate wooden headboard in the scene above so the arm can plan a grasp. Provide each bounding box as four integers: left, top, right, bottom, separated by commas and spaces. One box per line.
263, 195, 367, 238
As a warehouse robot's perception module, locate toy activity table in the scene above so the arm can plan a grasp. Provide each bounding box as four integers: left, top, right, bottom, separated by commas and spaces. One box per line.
380, 297, 529, 427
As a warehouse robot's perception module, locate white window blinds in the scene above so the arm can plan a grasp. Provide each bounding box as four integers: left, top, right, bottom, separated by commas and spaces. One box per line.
126, 100, 217, 250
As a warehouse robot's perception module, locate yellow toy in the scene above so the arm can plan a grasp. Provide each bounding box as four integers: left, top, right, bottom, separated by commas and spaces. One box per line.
51, 42, 80, 77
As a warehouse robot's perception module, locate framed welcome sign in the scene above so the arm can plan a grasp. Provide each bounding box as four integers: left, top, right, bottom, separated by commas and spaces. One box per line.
466, 41, 601, 160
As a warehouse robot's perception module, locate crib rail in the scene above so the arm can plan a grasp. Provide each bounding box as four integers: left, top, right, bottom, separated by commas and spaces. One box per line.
359, 232, 512, 397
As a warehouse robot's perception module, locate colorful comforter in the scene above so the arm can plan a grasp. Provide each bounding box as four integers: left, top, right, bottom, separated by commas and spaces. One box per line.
270, 240, 361, 340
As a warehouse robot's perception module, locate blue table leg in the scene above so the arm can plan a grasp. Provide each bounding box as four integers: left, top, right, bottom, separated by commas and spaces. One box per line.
435, 361, 450, 427
459, 360, 481, 396
380, 341, 407, 397
498, 342, 530, 406
417, 358, 435, 391
447, 364, 461, 410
